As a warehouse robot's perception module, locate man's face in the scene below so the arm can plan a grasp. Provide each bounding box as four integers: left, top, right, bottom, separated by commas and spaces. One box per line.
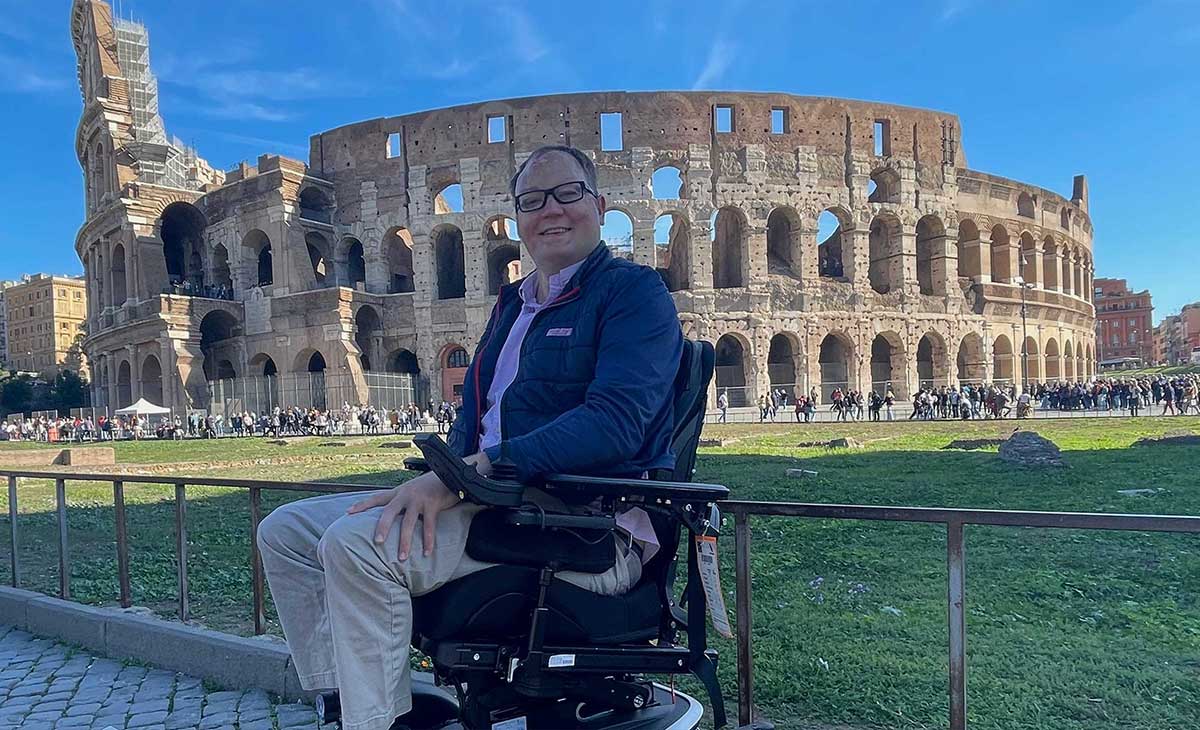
514, 151, 605, 272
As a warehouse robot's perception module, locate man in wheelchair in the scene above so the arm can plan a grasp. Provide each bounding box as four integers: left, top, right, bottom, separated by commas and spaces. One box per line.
257, 145, 732, 730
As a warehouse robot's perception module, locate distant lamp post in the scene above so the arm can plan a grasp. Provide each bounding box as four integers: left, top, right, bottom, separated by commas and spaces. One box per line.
1016, 252, 1036, 391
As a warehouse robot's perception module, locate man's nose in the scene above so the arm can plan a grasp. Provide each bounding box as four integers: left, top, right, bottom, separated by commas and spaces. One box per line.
540, 194, 567, 216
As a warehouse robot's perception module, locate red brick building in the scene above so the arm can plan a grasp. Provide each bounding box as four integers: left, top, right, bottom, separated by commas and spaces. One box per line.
1094, 278, 1153, 366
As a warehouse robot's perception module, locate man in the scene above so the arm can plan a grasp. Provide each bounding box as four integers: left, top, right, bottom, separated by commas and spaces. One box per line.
256, 145, 683, 730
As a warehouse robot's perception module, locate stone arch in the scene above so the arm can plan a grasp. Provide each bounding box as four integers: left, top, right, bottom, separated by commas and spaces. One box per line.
159, 201, 208, 289
1086, 344, 1094, 378
1044, 337, 1061, 380
818, 207, 851, 279
354, 305, 383, 371
211, 243, 232, 291
767, 332, 801, 396
485, 216, 522, 294
818, 331, 855, 401
440, 343, 470, 402
249, 353, 277, 377
1017, 191, 1035, 219
766, 206, 802, 278
957, 218, 980, 279
140, 354, 163, 406
242, 229, 273, 287
917, 330, 949, 388
868, 167, 900, 204
990, 225, 1012, 283
601, 208, 634, 259
1063, 339, 1075, 379
387, 349, 420, 374
1022, 335, 1041, 384
116, 360, 132, 409
1075, 341, 1084, 379
992, 333, 1014, 383
915, 214, 945, 295
339, 236, 366, 289
654, 212, 691, 292
433, 182, 463, 214
1019, 232, 1038, 287
199, 310, 239, 381
714, 333, 750, 407
305, 232, 333, 288
868, 213, 902, 294
384, 227, 415, 293
111, 242, 127, 305
712, 206, 747, 288
432, 224, 466, 299
957, 331, 986, 383
298, 186, 334, 223
292, 348, 328, 373
869, 331, 905, 396
1042, 237, 1059, 290
650, 165, 684, 200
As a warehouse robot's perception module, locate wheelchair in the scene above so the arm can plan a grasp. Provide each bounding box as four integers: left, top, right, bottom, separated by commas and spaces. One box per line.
316, 340, 763, 730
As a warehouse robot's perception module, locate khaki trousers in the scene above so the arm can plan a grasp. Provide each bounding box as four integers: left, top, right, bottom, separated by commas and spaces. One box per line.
257, 490, 640, 730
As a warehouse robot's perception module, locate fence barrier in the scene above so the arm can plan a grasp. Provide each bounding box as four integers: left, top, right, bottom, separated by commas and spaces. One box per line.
4, 468, 1198, 729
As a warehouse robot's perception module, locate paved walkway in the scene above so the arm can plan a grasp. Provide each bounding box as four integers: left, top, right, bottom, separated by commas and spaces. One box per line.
0, 625, 333, 730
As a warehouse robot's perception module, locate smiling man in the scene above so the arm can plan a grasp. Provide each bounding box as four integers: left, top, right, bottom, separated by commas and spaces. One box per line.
257, 145, 684, 730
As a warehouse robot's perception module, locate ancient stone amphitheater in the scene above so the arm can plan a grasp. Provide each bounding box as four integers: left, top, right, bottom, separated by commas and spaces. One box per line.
72, 0, 1095, 415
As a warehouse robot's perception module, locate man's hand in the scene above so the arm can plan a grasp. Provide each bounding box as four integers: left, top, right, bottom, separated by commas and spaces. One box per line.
345, 451, 492, 560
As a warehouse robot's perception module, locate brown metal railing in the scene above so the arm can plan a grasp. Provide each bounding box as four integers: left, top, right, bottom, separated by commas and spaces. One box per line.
3, 469, 1199, 729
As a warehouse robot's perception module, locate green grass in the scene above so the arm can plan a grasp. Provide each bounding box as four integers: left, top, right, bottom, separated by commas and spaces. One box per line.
1102, 363, 1200, 377
2, 421, 1200, 729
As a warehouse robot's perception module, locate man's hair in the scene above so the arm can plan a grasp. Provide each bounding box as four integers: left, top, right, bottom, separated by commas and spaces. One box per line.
508, 145, 598, 198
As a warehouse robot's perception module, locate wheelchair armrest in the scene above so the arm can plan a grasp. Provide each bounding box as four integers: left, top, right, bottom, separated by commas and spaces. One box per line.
403, 456, 430, 473
541, 473, 729, 505
503, 506, 616, 532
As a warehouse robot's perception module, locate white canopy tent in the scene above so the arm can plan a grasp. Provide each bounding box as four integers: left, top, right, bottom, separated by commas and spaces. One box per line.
114, 398, 172, 417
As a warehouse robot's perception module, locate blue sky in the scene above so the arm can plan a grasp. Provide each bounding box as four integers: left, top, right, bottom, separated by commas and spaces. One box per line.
1, 0, 1197, 322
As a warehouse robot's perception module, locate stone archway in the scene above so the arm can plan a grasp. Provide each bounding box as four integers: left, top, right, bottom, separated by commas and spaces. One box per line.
715, 334, 750, 407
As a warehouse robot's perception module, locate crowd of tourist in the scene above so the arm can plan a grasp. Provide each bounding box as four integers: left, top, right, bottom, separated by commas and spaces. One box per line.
0, 399, 464, 443
714, 373, 1200, 423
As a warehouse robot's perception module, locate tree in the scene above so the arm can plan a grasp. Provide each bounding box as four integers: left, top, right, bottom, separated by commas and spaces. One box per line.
0, 375, 34, 416
52, 370, 90, 411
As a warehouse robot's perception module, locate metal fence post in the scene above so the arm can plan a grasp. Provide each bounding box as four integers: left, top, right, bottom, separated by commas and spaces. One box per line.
948, 520, 967, 730
175, 482, 189, 621
56, 478, 69, 600
7, 475, 18, 588
113, 480, 132, 607
735, 511, 754, 727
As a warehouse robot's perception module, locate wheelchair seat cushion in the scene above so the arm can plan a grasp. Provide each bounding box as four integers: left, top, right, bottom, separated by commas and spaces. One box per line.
413, 566, 661, 645
464, 507, 617, 574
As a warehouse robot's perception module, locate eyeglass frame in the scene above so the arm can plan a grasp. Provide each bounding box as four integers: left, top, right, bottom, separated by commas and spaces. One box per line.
513, 180, 599, 213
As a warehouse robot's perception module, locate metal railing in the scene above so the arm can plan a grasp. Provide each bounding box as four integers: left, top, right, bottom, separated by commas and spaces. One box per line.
3, 469, 1199, 729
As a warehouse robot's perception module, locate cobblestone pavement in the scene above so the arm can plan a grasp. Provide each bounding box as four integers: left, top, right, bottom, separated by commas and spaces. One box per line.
0, 625, 336, 730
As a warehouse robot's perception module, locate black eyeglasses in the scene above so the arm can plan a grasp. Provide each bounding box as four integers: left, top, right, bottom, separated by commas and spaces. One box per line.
514, 181, 597, 213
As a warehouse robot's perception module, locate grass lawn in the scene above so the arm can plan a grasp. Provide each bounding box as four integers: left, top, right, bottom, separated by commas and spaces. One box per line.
2, 419, 1200, 729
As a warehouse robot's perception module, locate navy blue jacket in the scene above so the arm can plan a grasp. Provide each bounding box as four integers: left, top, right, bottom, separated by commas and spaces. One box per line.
446, 242, 683, 483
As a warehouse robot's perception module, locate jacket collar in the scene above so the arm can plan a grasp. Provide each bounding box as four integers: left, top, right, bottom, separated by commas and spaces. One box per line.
499, 241, 611, 304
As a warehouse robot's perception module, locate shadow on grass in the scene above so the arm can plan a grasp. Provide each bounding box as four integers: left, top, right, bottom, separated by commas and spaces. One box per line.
2, 442, 1199, 730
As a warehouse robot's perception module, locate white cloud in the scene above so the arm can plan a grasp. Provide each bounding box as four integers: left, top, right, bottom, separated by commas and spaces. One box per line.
0, 54, 70, 94
692, 39, 735, 90
499, 6, 549, 64
940, 0, 976, 23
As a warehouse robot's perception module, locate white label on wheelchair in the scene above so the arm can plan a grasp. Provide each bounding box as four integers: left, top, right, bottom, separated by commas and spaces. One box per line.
696, 535, 733, 639
493, 716, 528, 730
548, 653, 576, 667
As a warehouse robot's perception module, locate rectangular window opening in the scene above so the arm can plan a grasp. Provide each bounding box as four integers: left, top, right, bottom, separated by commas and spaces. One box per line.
874, 119, 891, 156
600, 112, 623, 151
770, 108, 786, 135
715, 105, 733, 134
487, 115, 506, 144
385, 132, 402, 159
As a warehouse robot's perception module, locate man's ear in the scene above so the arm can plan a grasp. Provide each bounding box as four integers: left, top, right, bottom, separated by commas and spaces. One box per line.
595, 193, 607, 217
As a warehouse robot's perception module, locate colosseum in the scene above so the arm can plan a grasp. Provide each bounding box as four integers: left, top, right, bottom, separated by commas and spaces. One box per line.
71, 0, 1096, 417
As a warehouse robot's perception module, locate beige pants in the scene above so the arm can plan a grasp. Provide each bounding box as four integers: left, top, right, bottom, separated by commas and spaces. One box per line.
257, 489, 640, 730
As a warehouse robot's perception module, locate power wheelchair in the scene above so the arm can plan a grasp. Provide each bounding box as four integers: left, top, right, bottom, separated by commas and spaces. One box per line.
317, 339, 762, 730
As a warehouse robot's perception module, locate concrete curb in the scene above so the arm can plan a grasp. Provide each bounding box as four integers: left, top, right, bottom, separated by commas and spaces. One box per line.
0, 585, 317, 702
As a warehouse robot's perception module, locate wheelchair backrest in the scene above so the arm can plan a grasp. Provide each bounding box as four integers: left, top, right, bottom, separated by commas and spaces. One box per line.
643, 339, 715, 588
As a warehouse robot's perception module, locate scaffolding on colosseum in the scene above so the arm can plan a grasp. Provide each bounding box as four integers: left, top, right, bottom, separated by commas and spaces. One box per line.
113, 17, 203, 190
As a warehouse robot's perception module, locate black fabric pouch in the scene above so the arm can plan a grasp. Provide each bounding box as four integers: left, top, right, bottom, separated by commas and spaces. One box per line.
465, 507, 617, 574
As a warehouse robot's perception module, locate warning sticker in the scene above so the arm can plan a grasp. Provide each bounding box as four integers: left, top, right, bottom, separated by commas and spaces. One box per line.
695, 534, 733, 639
493, 717, 528, 730
548, 654, 576, 668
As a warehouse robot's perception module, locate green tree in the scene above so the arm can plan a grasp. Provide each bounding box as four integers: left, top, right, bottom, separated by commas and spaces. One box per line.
0, 375, 34, 416
52, 370, 90, 411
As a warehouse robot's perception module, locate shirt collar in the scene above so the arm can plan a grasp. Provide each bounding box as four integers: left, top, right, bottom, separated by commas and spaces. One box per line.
520, 257, 586, 306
